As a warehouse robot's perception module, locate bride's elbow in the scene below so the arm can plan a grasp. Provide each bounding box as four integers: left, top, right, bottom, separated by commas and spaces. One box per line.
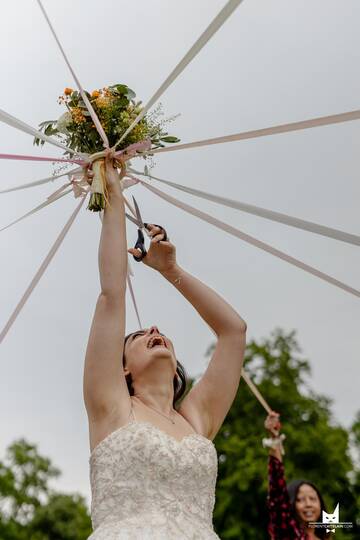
225, 317, 247, 337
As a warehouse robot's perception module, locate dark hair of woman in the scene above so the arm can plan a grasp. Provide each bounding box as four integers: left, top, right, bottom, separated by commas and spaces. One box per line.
122, 331, 188, 408
288, 480, 329, 539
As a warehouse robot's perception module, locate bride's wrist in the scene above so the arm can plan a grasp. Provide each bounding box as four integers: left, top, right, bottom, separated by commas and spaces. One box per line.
161, 264, 183, 284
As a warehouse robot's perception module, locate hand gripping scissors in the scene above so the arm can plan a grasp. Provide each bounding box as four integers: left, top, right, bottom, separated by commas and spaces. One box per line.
125, 196, 168, 262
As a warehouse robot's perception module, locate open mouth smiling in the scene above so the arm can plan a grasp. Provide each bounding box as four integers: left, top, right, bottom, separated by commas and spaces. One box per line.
147, 336, 168, 349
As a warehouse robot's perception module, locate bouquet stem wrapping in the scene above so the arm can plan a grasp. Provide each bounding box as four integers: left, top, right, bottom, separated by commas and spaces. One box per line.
87, 158, 110, 212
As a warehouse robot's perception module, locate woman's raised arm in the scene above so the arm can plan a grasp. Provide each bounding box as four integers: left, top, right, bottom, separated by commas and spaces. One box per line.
129, 231, 246, 439
83, 154, 130, 422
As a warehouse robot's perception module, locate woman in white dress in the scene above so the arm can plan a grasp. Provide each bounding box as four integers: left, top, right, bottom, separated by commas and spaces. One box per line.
83, 153, 247, 539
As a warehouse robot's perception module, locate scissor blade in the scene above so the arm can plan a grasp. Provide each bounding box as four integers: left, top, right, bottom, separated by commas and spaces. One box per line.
132, 196, 146, 229
125, 212, 140, 226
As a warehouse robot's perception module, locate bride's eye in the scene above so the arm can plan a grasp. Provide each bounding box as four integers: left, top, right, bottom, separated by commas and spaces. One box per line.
132, 332, 145, 340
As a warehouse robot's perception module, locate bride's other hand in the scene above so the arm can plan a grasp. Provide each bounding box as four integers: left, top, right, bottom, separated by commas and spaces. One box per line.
128, 224, 177, 273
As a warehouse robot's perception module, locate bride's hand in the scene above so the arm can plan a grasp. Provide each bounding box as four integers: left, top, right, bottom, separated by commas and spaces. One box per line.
104, 151, 122, 195
128, 224, 177, 273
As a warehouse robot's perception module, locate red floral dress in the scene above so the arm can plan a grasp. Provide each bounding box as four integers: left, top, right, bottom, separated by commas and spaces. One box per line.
267, 455, 307, 539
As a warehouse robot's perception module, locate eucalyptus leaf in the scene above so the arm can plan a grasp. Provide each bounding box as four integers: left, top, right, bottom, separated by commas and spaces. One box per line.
160, 135, 180, 143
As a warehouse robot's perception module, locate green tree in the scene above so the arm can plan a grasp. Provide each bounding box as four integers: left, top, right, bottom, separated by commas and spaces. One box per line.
0, 439, 92, 540
210, 328, 359, 539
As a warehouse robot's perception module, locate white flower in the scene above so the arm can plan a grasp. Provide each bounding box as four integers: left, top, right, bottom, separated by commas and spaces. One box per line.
56, 112, 72, 134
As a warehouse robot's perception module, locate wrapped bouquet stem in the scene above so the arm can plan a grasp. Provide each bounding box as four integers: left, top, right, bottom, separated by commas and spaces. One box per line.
88, 158, 108, 212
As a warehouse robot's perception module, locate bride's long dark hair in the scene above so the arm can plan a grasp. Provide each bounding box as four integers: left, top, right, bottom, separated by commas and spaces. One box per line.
122, 332, 188, 408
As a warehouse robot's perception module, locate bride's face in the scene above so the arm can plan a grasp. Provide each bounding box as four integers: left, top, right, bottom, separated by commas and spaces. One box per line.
123, 326, 177, 377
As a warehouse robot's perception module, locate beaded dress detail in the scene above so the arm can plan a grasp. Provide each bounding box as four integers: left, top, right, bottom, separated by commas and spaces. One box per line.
88, 400, 220, 539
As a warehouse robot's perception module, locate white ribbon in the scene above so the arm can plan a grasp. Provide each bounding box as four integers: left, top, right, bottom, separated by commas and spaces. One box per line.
0, 107, 80, 155
0, 192, 87, 344
241, 369, 272, 414
36, 0, 109, 149
98, 204, 142, 328
0, 187, 74, 233
143, 109, 360, 155
115, 0, 244, 147
132, 170, 360, 247
262, 434, 286, 455
0, 168, 82, 195
140, 180, 360, 298
127, 273, 143, 329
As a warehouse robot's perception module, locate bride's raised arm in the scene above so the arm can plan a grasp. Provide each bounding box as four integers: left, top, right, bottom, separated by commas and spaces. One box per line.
132, 233, 247, 440
83, 153, 130, 425
163, 263, 247, 440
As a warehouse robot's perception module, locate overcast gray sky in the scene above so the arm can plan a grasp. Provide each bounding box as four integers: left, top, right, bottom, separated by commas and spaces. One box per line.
1, 0, 359, 506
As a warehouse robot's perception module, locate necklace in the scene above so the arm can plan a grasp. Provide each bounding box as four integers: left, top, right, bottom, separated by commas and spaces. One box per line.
133, 395, 176, 424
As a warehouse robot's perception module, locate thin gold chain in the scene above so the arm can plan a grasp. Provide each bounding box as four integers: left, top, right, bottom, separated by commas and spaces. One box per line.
133, 395, 176, 424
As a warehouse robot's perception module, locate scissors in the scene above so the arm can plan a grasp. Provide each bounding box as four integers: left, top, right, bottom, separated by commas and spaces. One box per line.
126, 196, 168, 262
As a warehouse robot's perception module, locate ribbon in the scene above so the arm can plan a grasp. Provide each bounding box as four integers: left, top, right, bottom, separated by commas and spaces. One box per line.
46, 182, 71, 201
262, 434, 286, 455
36, 0, 109, 149
0, 153, 85, 166
132, 170, 360, 247
0, 187, 74, 233
0, 107, 82, 156
98, 203, 142, 328
114, 0, 244, 148
242, 370, 272, 414
0, 168, 81, 195
140, 180, 360, 298
142, 109, 360, 156
127, 273, 143, 329
0, 191, 88, 344
0, 140, 149, 236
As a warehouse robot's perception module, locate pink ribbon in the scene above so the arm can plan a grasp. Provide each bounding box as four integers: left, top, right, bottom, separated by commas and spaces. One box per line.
0, 140, 151, 168
114, 139, 152, 158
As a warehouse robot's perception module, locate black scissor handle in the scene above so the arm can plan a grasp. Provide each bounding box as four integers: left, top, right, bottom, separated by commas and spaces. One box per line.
144, 223, 168, 242
133, 229, 147, 262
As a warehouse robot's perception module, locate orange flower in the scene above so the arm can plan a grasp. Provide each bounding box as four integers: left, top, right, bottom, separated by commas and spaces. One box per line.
91, 90, 100, 98
64, 87, 73, 95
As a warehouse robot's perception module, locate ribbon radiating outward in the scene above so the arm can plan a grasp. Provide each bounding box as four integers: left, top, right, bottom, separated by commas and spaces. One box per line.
114, 0, 244, 148
0, 191, 88, 344
0, 107, 83, 156
131, 169, 360, 247
144, 109, 360, 156
139, 179, 360, 298
36, 0, 109, 149
0, 168, 81, 194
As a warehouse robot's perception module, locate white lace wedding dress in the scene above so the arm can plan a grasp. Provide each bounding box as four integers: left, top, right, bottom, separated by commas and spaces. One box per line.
88, 400, 220, 539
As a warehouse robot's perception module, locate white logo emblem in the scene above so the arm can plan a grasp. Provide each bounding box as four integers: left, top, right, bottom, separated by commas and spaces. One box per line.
309, 503, 353, 534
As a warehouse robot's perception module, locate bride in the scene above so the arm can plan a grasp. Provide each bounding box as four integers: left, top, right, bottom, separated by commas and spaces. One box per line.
83, 153, 247, 539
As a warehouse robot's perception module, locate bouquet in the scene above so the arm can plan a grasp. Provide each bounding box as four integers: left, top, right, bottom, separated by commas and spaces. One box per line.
34, 84, 180, 211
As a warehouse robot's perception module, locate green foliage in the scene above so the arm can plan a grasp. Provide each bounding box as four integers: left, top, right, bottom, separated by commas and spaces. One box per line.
28, 494, 92, 540
209, 329, 360, 539
0, 440, 91, 540
33, 83, 180, 154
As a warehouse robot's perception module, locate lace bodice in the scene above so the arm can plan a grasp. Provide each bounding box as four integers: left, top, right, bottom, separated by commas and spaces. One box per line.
88, 401, 220, 539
